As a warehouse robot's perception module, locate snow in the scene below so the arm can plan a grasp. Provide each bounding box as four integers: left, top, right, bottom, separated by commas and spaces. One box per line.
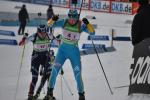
0, 0, 147, 100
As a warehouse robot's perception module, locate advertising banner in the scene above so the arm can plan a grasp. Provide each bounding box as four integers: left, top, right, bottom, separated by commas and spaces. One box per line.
90, 0, 110, 12
31, 0, 50, 5
111, 2, 132, 14
18, 0, 139, 15
129, 38, 150, 95
51, 0, 69, 7
132, 2, 139, 15
70, 0, 89, 10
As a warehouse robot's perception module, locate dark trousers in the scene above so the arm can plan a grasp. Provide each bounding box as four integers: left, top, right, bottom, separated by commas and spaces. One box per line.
18, 21, 26, 35
35, 72, 50, 95
28, 51, 50, 95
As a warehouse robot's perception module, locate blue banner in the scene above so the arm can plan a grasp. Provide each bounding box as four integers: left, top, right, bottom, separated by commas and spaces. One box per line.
0, 39, 18, 45
82, 43, 106, 49
113, 36, 131, 41
0, 30, 15, 36
31, 0, 50, 5
88, 35, 109, 41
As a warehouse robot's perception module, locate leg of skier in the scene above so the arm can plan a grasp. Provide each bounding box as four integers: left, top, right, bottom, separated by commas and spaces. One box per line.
34, 72, 49, 99
34, 52, 51, 99
27, 53, 40, 100
69, 46, 85, 100
43, 46, 66, 100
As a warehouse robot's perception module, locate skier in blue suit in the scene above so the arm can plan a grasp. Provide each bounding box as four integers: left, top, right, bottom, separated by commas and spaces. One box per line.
43, 9, 95, 100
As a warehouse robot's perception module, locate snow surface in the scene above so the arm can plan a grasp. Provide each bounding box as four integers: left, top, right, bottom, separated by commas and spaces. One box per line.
1, 0, 149, 100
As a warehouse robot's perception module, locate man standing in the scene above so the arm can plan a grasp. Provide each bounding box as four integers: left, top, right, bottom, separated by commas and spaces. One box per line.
18, 4, 29, 35
131, 0, 150, 46
47, 4, 54, 21
47, 4, 54, 34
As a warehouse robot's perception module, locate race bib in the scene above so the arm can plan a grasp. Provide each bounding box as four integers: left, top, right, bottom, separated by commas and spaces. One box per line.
62, 30, 80, 41
33, 44, 49, 51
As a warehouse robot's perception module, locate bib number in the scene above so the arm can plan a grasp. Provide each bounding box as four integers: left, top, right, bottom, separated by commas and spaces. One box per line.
34, 44, 49, 51
63, 30, 80, 41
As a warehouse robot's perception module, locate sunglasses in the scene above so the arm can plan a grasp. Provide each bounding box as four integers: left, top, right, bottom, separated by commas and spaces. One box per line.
38, 30, 46, 33
68, 14, 78, 18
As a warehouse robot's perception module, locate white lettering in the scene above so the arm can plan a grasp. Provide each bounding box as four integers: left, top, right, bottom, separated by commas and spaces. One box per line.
131, 56, 150, 84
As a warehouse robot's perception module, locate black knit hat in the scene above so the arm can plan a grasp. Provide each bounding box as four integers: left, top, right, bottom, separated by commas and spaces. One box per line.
138, 0, 149, 5
22, 4, 26, 8
49, 4, 52, 8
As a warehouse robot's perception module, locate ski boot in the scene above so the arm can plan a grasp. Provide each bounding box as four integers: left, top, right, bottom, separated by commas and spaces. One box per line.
43, 95, 56, 100
43, 88, 56, 100
79, 93, 85, 100
27, 94, 34, 100
33, 93, 40, 100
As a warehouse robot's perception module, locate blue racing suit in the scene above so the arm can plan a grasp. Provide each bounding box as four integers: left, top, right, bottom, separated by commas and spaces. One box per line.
48, 18, 95, 94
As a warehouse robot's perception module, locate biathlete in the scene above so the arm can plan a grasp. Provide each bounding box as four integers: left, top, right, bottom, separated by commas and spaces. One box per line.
19, 24, 56, 100
43, 9, 95, 100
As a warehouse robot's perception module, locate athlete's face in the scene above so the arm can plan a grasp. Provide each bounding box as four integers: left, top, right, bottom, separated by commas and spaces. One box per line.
38, 31, 46, 39
68, 14, 78, 25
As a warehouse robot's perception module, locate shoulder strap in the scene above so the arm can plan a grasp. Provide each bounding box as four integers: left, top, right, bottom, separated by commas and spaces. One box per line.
63, 19, 68, 28
33, 33, 38, 43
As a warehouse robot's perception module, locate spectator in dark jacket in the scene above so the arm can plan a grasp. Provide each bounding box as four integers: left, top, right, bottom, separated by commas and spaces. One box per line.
47, 4, 54, 33
47, 4, 54, 21
18, 4, 29, 35
131, 0, 150, 46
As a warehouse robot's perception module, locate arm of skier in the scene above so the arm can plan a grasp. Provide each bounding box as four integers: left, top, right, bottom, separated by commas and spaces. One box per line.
47, 15, 65, 28
47, 15, 65, 40
19, 33, 36, 46
51, 34, 62, 46
81, 18, 95, 35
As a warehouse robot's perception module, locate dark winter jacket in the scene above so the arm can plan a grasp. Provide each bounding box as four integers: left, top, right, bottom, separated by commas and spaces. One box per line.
18, 7, 29, 23
47, 8, 54, 21
131, 4, 150, 46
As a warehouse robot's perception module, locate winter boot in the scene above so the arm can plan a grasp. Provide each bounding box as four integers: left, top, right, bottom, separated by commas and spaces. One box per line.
43, 88, 55, 100
33, 93, 40, 100
27, 94, 34, 100
43, 95, 56, 100
79, 93, 85, 100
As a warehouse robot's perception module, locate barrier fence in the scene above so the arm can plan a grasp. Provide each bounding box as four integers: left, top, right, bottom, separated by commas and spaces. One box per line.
15, 0, 139, 15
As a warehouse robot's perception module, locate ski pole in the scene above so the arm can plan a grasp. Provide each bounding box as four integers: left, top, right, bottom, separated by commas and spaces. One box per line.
114, 85, 129, 89
14, 42, 26, 100
91, 37, 113, 95
78, 0, 84, 20
59, 69, 74, 96
62, 75, 74, 96
60, 73, 64, 100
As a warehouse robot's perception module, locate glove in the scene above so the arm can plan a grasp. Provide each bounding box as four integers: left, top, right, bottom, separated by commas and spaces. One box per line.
24, 33, 28, 38
19, 33, 28, 46
52, 15, 59, 21
82, 18, 89, 25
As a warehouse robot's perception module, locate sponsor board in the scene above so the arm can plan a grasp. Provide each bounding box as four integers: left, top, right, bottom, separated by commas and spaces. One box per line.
129, 38, 150, 95
91, 0, 110, 12
111, 2, 132, 14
